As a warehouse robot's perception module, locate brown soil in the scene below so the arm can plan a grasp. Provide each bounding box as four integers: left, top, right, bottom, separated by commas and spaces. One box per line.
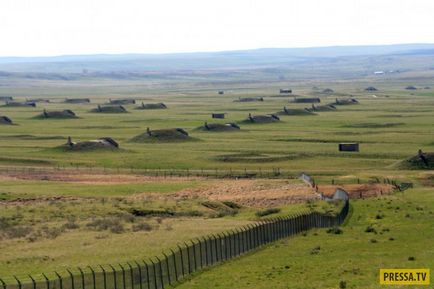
318, 183, 394, 199
138, 179, 320, 208
0, 171, 199, 184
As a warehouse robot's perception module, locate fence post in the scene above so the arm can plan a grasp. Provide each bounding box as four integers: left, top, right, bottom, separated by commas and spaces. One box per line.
212, 235, 219, 262
118, 264, 126, 289
109, 265, 118, 289
217, 234, 224, 261
0, 278, 6, 289
87, 267, 95, 289
177, 245, 185, 277
42, 273, 50, 289
28, 275, 36, 289
162, 253, 171, 286
169, 249, 178, 282
14, 276, 22, 289
149, 260, 158, 289
155, 258, 164, 289
55, 272, 63, 289
195, 238, 203, 269
126, 263, 135, 289
99, 266, 107, 289
183, 242, 192, 274
134, 262, 143, 289
77, 267, 85, 289
143, 261, 151, 289
191, 241, 197, 271
202, 237, 209, 266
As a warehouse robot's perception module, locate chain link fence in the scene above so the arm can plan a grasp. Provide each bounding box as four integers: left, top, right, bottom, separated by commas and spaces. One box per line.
0, 199, 350, 289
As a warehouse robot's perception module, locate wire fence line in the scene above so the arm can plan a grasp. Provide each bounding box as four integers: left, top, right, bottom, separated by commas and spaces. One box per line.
0, 165, 294, 179
0, 199, 350, 289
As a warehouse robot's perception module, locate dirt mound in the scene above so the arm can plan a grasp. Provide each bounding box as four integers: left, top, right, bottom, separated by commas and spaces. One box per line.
277, 107, 316, 116
130, 128, 193, 142
405, 86, 417, 90
2, 101, 36, 107
36, 109, 77, 119
234, 97, 264, 102
332, 98, 359, 105
322, 88, 334, 94
27, 98, 50, 103
64, 98, 90, 103
109, 99, 136, 105
319, 183, 394, 199
306, 104, 336, 112
197, 122, 240, 132
136, 102, 167, 109
399, 151, 434, 169
243, 113, 280, 123
90, 105, 128, 113
365, 86, 378, 91
290, 97, 321, 103
64, 137, 119, 151
0, 116, 13, 125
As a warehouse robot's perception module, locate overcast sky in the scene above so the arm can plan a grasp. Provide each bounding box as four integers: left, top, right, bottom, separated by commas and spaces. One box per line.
0, 0, 433, 57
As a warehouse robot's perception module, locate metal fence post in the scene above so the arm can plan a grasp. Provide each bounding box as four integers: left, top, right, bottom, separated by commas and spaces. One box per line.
87, 267, 96, 289
109, 265, 118, 289
77, 267, 85, 289
143, 261, 151, 289
55, 272, 63, 289
99, 266, 107, 289
149, 260, 157, 289
42, 273, 50, 289
134, 262, 143, 289
183, 242, 192, 274
162, 254, 171, 286
169, 249, 178, 282
177, 245, 185, 277
127, 263, 135, 289
14, 276, 22, 289
28, 275, 36, 289
155, 258, 164, 289
118, 264, 126, 289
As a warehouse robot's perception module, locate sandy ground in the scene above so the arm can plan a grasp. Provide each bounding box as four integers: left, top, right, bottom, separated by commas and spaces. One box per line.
318, 183, 394, 199
142, 179, 320, 207
0, 170, 392, 207
0, 170, 199, 184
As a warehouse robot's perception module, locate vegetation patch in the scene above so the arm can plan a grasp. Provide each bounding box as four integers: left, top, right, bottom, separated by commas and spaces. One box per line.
197, 122, 240, 132
255, 207, 281, 217
343, 122, 404, 128
213, 152, 307, 163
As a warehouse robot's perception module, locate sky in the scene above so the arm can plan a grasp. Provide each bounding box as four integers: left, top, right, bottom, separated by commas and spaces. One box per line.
0, 0, 433, 57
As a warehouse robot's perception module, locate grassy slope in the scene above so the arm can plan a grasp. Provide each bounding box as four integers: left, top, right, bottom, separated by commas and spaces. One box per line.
176, 187, 434, 289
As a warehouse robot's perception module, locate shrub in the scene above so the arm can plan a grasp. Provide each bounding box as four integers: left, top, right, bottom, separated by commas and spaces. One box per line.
86, 218, 124, 233
62, 220, 80, 230
132, 222, 153, 232
365, 226, 377, 233
408, 256, 415, 261
370, 239, 378, 243
339, 280, 347, 289
326, 227, 343, 234
110, 223, 125, 234
255, 208, 281, 217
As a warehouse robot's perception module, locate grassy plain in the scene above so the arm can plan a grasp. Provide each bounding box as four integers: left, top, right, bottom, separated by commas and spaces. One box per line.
0, 64, 433, 285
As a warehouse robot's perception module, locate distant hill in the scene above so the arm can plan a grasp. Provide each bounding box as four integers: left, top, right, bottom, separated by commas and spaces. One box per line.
0, 43, 434, 73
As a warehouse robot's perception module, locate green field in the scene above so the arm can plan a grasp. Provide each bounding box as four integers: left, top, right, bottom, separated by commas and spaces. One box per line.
1, 50, 433, 287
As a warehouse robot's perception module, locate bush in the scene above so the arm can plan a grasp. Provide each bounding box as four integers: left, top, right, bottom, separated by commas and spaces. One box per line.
339, 280, 347, 289
132, 222, 153, 232
370, 239, 378, 243
62, 220, 80, 230
86, 218, 124, 233
255, 208, 281, 217
365, 226, 377, 234
408, 256, 415, 261
326, 227, 343, 234
110, 223, 125, 234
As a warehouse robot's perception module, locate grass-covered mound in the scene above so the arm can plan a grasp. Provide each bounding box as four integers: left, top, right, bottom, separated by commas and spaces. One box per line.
277, 107, 316, 116
130, 128, 193, 142
2, 101, 36, 107
399, 150, 434, 169
332, 98, 359, 105
36, 109, 78, 119
136, 102, 167, 109
64, 98, 90, 103
109, 99, 136, 105
90, 105, 128, 113
27, 98, 50, 103
405, 86, 417, 90
0, 116, 13, 125
234, 97, 264, 102
197, 122, 240, 132
306, 104, 336, 112
365, 86, 378, 91
64, 137, 119, 151
322, 88, 334, 94
243, 113, 280, 123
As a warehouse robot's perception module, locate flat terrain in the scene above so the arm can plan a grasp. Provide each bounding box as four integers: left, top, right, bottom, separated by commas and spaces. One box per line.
1, 48, 433, 286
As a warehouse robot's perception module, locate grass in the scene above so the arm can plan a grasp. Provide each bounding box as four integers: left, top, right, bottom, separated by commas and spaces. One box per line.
176, 187, 434, 289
